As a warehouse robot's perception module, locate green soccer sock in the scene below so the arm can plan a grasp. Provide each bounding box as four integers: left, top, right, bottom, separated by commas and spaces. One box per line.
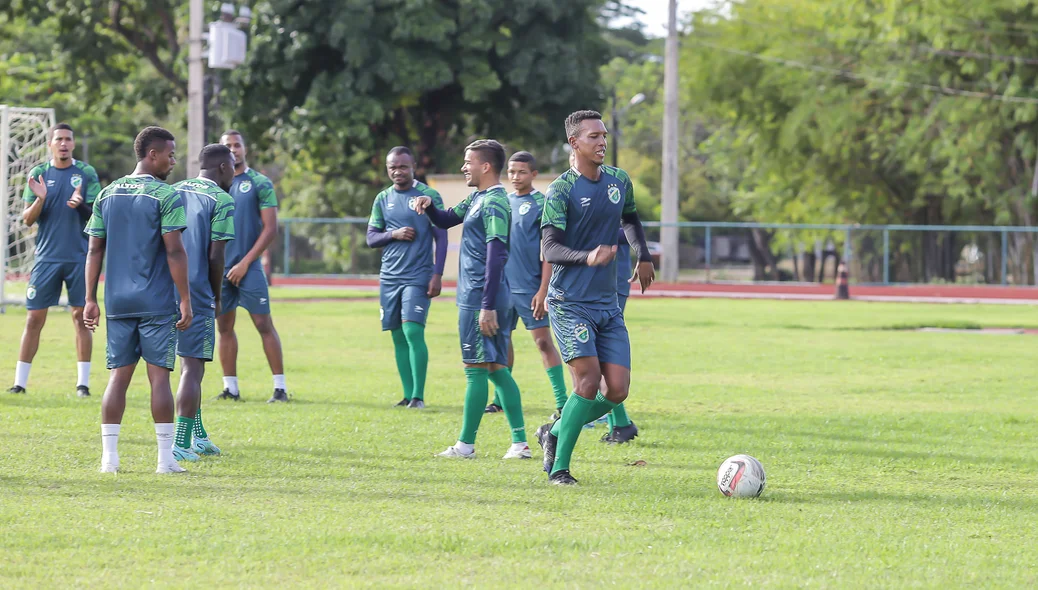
401, 322, 428, 401
546, 364, 568, 410
458, 367, 489, 444
174, 416, 194, 448
607, 411, 615, 430
489, 368, 526, 443
551, 392, 618, 475
193, 408, 209, 439
611, 402, 632, 428
390, 328, 414, 400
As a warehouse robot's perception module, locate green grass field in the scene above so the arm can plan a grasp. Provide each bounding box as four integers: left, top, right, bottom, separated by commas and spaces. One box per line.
3, 295, 1038, 587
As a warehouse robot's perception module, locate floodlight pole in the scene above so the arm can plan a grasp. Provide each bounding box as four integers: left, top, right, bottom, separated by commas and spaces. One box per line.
188, 0, 205, 178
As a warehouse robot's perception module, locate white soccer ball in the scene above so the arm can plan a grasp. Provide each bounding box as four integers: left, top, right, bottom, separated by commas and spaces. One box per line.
717, 454, 766, 498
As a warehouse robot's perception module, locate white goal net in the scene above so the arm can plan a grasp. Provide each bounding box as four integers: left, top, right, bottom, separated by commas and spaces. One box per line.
1, 106, 54, 310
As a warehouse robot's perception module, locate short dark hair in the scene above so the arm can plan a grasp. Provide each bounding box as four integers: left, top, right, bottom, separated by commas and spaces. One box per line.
221, 129, 245, 143
387, 146, 413, 159
564, 110, 603, 139
134, 126, 176, 160
199, 144, 232, 169
508, 151, 537, 171
465, 139, 506, 175
50, 123, 74, 139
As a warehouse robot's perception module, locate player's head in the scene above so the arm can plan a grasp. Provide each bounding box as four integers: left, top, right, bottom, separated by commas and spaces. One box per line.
462, 139, 505, 188
199, 143, 235, 191
49, 123, 75, 162
507, 151, 538, 194
565, 110, 608, 166
134, 126, 177, 180
386, 146, 415, 189
220, 129, 247, 171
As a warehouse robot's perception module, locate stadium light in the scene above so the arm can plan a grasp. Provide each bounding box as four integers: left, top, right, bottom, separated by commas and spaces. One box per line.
611, 90, 646, 169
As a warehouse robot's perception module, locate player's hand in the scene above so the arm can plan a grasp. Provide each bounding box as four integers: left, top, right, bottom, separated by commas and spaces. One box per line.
586, 245, 617, 267
428, 274, 442, 298
66, 186, 83, 208
630, 261, 656, 294
83, 300, 100, 332
531, 288, 548, 320
479, 309, 499, 337
27, 175, 47, 200
412, 196, 432, 214
177, 300, 193, 331
226, 262, 247, 286
392, 227, 416, 241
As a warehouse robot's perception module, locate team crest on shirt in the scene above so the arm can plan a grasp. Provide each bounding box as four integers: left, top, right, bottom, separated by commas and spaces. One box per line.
26, 285, 36, 300
239, 180, 253, 193
607, 185, 622, 204
70, 175, 83, 189
519, 201, 532, 215
408, 197, 419, 211
574, 323, 590, 344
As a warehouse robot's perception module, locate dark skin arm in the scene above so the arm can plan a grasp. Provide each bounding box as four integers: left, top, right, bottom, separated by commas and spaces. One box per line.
163, 231, 193, 330
208, 240, 227, 317
226, 208, 277, 286
83, 236, 105, 331
531, 260, 551, 320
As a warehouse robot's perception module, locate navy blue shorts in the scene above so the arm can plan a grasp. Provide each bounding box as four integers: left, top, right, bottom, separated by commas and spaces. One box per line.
106, 314, 179, 370
507, 291, 550, 331
176, 315, 216, 361
220, 263, 270, 316
548, 300, 631, 369
458, 306, 512, 365
380, 283, 431, 331
26, 261, 85, 310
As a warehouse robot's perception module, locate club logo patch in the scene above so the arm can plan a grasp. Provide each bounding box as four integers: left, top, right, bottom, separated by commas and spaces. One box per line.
519, 201, 532, 215
574, 323, 590, 344
379, 307, 385, 320
607, 185, 622, 204
408, 197, 418, 211
239, 180, 253, 193
70, 175, 83, 189
26, 285, 36, 300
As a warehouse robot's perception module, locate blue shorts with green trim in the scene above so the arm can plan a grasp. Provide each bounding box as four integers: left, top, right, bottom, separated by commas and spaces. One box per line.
458, 306, 512, 365
547, 299, 631, 369
106, 314, 179, 370
176, 315, 216, 361
26, 261, 85, 310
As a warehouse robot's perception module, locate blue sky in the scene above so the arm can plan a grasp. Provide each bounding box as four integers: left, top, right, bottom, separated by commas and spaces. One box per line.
620, 0, 717, 35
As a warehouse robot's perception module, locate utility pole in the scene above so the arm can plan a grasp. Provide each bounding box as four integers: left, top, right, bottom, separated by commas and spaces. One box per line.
188, 0, 205, 178
661, 0, 680, 282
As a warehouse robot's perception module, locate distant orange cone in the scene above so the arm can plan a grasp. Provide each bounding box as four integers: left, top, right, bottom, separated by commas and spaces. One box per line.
835, 262, 850, 300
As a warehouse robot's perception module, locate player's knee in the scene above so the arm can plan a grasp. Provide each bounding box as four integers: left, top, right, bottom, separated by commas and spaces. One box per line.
533, 335, 554, 354
573, 372, 601, 396
71, 308, 85, 326
253, 316, 275, 334
25, 312, 46, 332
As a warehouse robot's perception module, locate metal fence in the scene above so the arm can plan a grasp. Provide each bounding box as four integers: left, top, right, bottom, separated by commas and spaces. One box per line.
274, 218, 1038, 286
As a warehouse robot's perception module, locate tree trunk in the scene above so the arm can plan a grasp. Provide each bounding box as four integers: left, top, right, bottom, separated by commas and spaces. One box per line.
801, 250, 817, 283
749, 228, 779, 280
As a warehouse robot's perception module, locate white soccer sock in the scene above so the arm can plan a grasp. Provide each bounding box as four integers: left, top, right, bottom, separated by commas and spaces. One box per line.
223, 376, 239, 395
77, 362, 91, 388
101, 424, 121, 467
273, 374, 286, 391
14, 361, 31, 388
455, 441, 475, 454
155, 423, 175, 465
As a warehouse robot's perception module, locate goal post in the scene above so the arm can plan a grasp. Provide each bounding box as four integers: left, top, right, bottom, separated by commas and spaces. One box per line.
0, 106, 55, 311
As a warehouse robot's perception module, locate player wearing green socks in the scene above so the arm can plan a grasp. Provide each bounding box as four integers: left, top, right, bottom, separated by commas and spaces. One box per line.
366, 146, 447, 409
601, 227, 638, 443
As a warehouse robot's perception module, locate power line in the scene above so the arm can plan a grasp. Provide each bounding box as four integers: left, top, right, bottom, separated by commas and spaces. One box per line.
690, 38, 1038, 105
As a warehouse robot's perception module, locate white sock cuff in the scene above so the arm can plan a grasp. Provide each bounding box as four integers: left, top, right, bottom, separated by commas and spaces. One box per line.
155, 423, 174, 436
273, 374, 286, 390
77, 362, 91, 387
102, 424, 121, 436
223, 376, 239, 393
14, 361, 31, 388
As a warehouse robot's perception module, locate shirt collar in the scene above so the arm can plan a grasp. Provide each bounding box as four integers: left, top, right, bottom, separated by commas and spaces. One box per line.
476, 183, 504, 195
194, 176, 220, 187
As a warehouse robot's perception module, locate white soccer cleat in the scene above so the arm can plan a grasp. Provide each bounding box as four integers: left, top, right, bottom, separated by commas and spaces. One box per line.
502, 444, 532, 460
156, 461, 187, 474
436, 445, 476, 459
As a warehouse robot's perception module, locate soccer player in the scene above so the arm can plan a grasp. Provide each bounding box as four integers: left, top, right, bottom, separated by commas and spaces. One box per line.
9, 123, 100, 397
216, 130, 288, 403
413, 139, 530, 460
83, 126, 194, 474
366, 146, 448, 409
483, 151, 568, 416
535, 110, 655, 485
600, 227, 638, 443
170, 144, 237, 459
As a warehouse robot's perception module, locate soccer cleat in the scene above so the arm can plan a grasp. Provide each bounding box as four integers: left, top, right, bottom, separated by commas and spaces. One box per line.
156, 461, 187, 474
76, 385, 91, 398
484, 403, 503, 414
407, 398, 425, 409
216, 388, 241, 401
535, 421, 558, 474
394, 398, 410, 407
608, 421, 639, 444
172, 445, 200, 462
436, 445, 476, 459
99, 462, 119, 473
549, 410, 562, 422
502, 444, 532, 460
599, 431, 615, 443
549, 470, 578, 486
191, 437, 221, 456
7, 385, 26, 394
267, 388, 289, 403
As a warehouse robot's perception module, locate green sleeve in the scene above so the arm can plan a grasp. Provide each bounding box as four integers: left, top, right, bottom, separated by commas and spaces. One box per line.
22, 165, 44, 203
534, 191, 546, 226
621, 171, 637, 215
81, 164, 102, 205
159, 186, 187, 234
368, 192, 386, 230
482, 193, 510, 245
257, 179, 278, 210
542, 179, 572, 231
211, 193, 236, 241
84, 196, 106, 238
451, 193, 473, 218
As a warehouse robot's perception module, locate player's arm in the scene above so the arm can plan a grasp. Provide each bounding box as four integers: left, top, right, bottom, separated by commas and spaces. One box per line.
540, 183, 615, 267
21, 168, 47, 227
619, 173, 655, 292
427, 191, 448, 297
210, 195, 235, 316
83, 199, 106, 331
208, 240, 228, 315
414, 194, 465, 229
365, 193, 414, 246
160, 189, 192, 329
74, 165, 102, 221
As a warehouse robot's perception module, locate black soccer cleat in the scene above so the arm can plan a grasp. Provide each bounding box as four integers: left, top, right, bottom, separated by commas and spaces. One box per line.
599, 431, 615, 443
394, 398, 410, 407
76, 385, 91, 398
407, 398, 425, 409
216, 388, 241, 401
7, 385, 26, 394
484, 403, 503, 414
535, 421, 558, 474
267, 388, 289, 403
549, 470, 578, 486
608, 421, 639, 444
